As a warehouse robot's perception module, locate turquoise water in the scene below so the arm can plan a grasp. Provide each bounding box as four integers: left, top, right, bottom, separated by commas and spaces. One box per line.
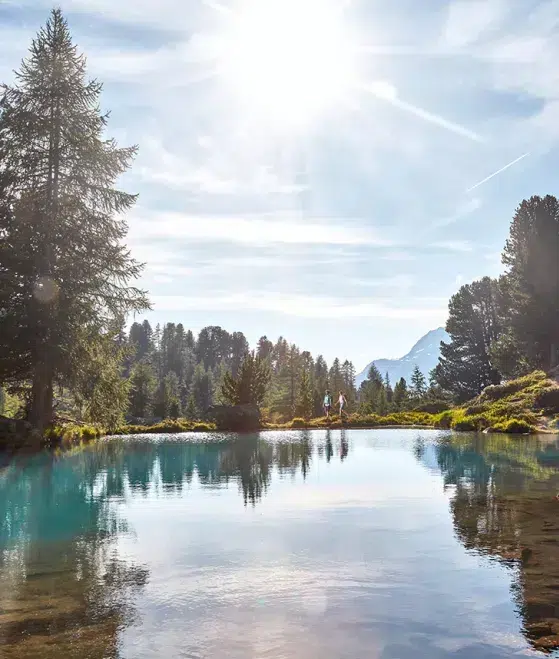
2, 429, 559, 658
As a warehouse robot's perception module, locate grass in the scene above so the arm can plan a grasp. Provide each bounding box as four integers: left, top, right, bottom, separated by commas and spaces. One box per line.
43, 423, 103, 445
29, 371, 559, 445
112, 418, 217, 435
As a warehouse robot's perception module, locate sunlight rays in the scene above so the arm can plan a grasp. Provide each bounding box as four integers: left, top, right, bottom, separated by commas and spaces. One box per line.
215, 0, 357, 128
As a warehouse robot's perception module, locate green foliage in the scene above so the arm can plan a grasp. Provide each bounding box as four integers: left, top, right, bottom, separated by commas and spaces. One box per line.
221, 351, 270, 406
296, 369, 314, 419
501, 195, 559, 372
128, 361, 156, 418
113, 418, 216, 435
410, 365, 427, 399
69, 327, 131, 432
433, 277, 502, 402
491, 418, 535, 434
479, 371, 547, 401
0, 9, 149, 432
44, 423, 102, 445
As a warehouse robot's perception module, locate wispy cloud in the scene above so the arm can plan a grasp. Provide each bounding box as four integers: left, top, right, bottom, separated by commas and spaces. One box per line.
430, 240, 473, 253
441, 0, 504, 49
430, 197, 482, 229
151, 292, 447, 320
129, 210, 394, 246
466, 153, 530, 192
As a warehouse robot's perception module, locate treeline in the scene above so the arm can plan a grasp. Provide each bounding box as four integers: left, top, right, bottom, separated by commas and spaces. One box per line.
124, 321, 358, 423
123, 321, 450, 424
433, 194, 559, 402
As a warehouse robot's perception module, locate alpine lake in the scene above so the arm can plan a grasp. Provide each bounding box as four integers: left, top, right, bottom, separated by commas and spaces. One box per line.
2, 428, 559, 658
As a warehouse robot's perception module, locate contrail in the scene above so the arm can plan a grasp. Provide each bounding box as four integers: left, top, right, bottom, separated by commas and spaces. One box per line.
362, 82, 484, 142
466, 153, 530, 192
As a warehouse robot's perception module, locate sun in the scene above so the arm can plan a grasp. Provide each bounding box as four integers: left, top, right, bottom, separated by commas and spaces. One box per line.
217, 0, 357, 128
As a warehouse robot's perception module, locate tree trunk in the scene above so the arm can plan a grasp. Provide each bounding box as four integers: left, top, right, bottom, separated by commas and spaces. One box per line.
29, 359, 54, 434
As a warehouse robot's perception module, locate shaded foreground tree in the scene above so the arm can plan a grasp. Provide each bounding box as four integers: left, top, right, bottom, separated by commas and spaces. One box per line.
0, 9, 149, 431
434, 277, 501, 402
500, 195, 559, 372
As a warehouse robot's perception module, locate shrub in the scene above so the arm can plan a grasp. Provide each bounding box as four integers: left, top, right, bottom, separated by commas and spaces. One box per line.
434, 410, 454, 429
534, 386, 559, 413
193, 422, 216, 432
451, 414, 490, 432
414, 401, 451, 414
492, 418, 535, 434
480, 371, 547, 401
290, 418, 307, 428
464, 403, 488, 416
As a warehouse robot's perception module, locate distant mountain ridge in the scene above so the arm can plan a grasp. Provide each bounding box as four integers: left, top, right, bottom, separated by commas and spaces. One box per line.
355, 327, 449, 388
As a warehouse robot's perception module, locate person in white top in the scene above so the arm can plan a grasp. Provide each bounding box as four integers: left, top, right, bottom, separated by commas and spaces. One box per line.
338, 391, 347, 418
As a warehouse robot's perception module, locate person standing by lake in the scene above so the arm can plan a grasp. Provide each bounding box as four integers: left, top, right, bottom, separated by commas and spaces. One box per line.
323, 390, 332, 419
338, 391, 347, 419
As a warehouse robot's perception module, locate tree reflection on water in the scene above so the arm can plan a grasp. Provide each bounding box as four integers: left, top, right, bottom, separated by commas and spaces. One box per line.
424, 433, 559, 653
0, 431, 350, 657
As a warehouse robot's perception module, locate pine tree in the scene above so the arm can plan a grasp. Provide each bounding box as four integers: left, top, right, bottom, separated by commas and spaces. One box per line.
433, 277, 502, 401
393, 377, 408, 410
0, 9, 148, 431
190, 364, 214, 415
384, 373, 394, 406
221, 352, 270, 406
410, 365, 427, 400
128, 361, 156, 418
296, 369, 313, 419
500, 195, 559, 371
185, 393, 198, 420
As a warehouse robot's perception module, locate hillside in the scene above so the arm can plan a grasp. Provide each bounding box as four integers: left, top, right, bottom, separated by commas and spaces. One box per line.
355, 327, 449, 388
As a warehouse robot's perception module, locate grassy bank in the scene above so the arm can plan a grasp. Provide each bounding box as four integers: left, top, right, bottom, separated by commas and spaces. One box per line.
10, 371, 556, 451
266, 371, 559, 435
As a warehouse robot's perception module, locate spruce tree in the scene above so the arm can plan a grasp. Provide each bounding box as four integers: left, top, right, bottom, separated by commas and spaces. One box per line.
433, 277, 501, 401
129, 361, 156, 418
0, 9, 148, 431
410, 365, 427, 400
221, 352, 270, 406
501, 195, 559, 371
296, 368, 314, 419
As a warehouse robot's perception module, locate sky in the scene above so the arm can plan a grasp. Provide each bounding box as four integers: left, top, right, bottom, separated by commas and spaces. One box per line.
1, 0, 558, 372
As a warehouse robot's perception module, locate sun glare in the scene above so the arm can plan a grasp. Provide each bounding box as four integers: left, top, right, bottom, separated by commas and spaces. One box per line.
218, 0, 357, 128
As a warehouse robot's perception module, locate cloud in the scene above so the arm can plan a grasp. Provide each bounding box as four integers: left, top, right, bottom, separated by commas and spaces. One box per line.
430, 197, 482, 229
150, 292, 447, 320
430, 240, 473, 253
441, 0, 504, 49
129, 210, 394, 246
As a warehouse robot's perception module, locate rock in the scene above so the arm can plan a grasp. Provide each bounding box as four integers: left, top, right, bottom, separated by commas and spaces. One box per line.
207, 404, 261, 432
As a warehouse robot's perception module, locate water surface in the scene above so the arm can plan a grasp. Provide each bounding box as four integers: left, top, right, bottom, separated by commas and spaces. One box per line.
2, 429, 559, 658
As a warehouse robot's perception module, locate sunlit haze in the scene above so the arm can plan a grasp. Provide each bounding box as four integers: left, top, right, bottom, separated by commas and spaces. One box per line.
1, 0, 556, 369
217, 0, 358, 128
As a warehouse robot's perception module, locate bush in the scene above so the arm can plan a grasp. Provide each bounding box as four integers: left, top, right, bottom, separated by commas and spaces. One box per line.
451, 414, 490, 432
414, 400, 451, 414
480, 371, 547, 401
491, 418, 535, 434
434, 410, 454, 429
290, 418, 307, 428
193, 422, 216, 432
534, 386, 559, 413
